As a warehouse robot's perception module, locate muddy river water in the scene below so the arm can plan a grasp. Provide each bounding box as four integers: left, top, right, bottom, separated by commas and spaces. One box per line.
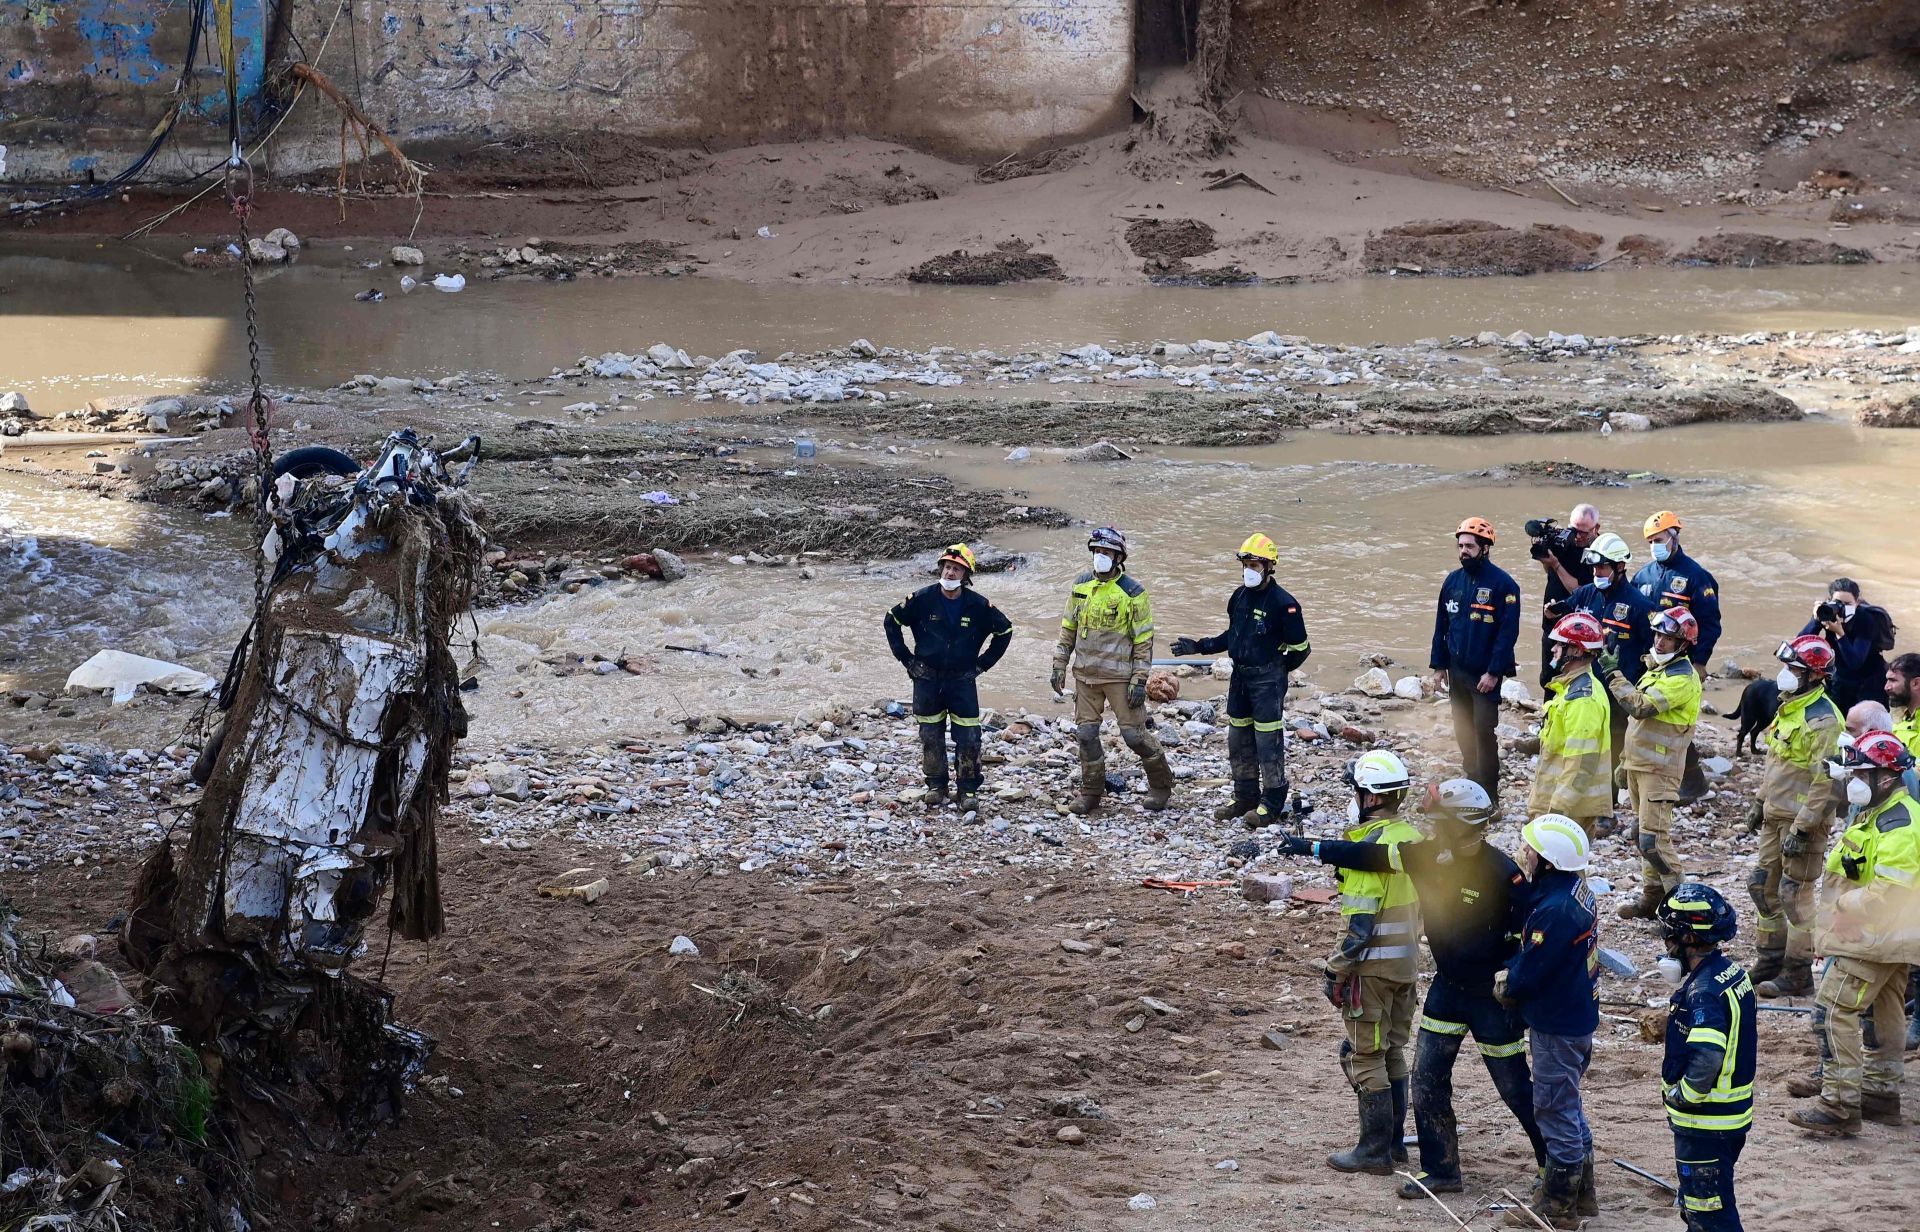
3, 241, 1918, 739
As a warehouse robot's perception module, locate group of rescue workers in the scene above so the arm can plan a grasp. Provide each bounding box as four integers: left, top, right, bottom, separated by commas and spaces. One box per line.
882, 510, 1920, 1231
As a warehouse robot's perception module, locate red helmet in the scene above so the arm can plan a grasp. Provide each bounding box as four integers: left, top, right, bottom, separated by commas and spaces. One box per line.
1649, 608, 1698, 646
1845, 731, 1917, 773
1778, 634, 1836, 676
1548, 611, 1607, 653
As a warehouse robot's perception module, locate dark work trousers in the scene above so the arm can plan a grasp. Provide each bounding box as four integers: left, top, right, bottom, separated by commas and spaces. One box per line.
1225, 662, 1289, 814
1673, 1129, 1746, 1231
1413, 975, 1546, 1183
912, 673, 982, 793
1448, 668, 1503, 807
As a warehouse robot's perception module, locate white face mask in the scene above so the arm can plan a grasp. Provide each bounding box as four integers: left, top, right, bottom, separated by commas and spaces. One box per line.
1594, 575, 1612, 591
1847, 777, 1873, 807
1777, 666, 1801, 694
1091, 552, 1115, 574
1242, 566, 1265, 588
1840, 603, 1858, 620
1651, 541, 1672, 563
1346, 798, 1362, 826
1650, 649, 1676, 665
1656, 956, 1686, 986
939, 577, 962, 592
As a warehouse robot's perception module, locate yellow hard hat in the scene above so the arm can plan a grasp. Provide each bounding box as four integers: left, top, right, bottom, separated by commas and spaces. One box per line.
1236, 532, 1279, 563
938, 543, 978, 573
1643, 510, 1682, 539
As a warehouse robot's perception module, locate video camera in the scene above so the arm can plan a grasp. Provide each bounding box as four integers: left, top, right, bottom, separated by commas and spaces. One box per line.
1524, 516, 1578, 562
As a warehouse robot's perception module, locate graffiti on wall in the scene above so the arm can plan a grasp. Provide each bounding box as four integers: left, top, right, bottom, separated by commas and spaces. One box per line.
0, 0, 265, 105
367, 0, 686, 102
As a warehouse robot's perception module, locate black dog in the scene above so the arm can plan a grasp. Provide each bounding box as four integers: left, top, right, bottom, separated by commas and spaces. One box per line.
1725, 678, 1780, 756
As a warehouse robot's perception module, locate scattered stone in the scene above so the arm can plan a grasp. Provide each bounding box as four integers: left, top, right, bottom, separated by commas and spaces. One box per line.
1060, 938, 1101, 955
1260, 1029, 1289, 1051
1242, 873, 1293, 904
390, 245, 425, 266
0, 391, 30, 415
1354, 667, 1393, 697
1056, 1125, 1086, 1144
669, 935, 700, 957
1128, 1194, 1158, 1211
1066, 440, 1132, 463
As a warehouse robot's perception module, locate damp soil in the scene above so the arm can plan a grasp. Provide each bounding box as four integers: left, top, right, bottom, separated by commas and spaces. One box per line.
1365, 220, 1604, 276
779, 384, 1801, 447
908, 241, 1066, 285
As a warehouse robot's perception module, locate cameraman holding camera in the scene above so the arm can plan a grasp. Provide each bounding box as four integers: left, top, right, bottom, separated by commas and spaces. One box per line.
1797, 577, 1897, 710
1529, 505, 1601, 688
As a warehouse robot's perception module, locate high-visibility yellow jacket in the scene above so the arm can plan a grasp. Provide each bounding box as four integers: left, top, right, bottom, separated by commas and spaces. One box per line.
1529, 664, 1613, 820
1054, 571, 1154, 685
1760, 687, 1843, 834
1605, 657, 1701, 775
1895, 706, 1920, 759
1329, 813, 1422, 983
1816, 789, 1920, 965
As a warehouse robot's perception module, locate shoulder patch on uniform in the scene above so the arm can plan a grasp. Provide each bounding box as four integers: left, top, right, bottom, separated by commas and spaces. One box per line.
1702, 587, 1716, 597
1117, 574, 1146, 597
1878, 801, 1916, 833
1529, 929, 1545, 945
1287, 606, 1298, 614
1505, 593, 1518, 604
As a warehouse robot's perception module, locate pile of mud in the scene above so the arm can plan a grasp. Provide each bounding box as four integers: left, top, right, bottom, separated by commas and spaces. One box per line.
1124, 218, 1219, 260
1364, 220, 1603, 276
1861, 391, 1920, 427
908, 240, 1064, 285
473, 449, 1067, 556
1676, 233, 1874, 267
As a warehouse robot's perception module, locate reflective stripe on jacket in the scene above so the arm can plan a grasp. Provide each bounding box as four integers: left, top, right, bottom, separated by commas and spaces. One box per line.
1606, 658, 1701, 774
1529, 664, 1613, 819
1055, 571, 1154, 684
1816, 792, 1920, 965
1760, 687, 1843, 829
1332, 814, 1422, 981
1662, 951, 1756, 1133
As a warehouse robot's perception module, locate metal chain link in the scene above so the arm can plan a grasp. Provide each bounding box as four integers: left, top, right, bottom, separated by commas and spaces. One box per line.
227, 154, 276, 608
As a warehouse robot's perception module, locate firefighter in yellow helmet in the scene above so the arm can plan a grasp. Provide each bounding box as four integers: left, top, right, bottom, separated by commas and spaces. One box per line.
1170, 533, 1312, 826
885, 543, 1013, 812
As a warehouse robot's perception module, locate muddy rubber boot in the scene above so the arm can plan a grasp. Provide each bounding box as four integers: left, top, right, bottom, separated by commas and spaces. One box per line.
1139, 753, 1175, 811
923, 785, 950, 809
1789, 1099, 1863, 1137
1862, 1091, 1903, 1126
1067, 759, 1106, 816
1389, 1077, 1410, 1164
1214, 787, 1259, 823
1616, 883, 1664, 920
1397, 1172, 1464, 1199
1576, 1151, 1598, 1217
1749, 948, 1785, 989
1327, 1088, 1397, 1175
952, 792, 979, 815
1757, 958, 1814, 998
1677, 744, 1708, 804
1506, 1160, 1581, 1229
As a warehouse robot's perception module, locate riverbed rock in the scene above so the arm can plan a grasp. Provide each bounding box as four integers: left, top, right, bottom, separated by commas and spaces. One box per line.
651, 549, 688, 582
390, 245, 425, 266
247, 237, 289, 264
0, 391, 29, 415
1210, 658, 1233, 681
485, 764, 533, 801
1354, 667, 1393, 697
1607, 411, 1652, 432
1067, 440, 1132, 463
264, 227, 301, 253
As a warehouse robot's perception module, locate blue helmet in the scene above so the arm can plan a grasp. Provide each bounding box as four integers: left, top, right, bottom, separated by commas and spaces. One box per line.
1657, 883, 1737, 947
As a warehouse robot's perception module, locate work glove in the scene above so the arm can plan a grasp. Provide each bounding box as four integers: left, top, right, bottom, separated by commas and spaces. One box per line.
1841, 852, 1866, 880
1492, 969, 1515, 1008
1275, 832, 1314, 859
1126, 676, 1148, 710
1322, 971, 1357, 1010
1595, 649, 1620, 678
1742, 798, 1764, 835
1169, 637, 1201, 657
1050, 664, 1068, 696
1782, 829, 1811, 859
904, 657, 934, 682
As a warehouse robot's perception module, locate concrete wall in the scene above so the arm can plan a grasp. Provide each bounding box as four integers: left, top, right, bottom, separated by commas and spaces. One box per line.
2, 0, 268, 181
0, 0, 1132, 183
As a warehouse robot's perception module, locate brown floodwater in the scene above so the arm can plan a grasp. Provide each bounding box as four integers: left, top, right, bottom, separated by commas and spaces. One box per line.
3, 236, 1916, 412
3, 242, 1917, 737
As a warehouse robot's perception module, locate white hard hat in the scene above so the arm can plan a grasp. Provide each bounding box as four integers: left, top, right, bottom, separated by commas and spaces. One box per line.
1523, 814, 1591, 872
1580, 532, 1632, 566
1346, 750, 1411, 794
1427, 777, 1494, 825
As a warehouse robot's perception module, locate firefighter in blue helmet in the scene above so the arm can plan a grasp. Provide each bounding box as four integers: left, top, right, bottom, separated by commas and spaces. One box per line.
884, 543, 1012, 813
1655, 884, 1755, 1231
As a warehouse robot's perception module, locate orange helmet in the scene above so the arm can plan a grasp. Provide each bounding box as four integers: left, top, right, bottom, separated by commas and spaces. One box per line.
1456, 517, 1497, 544
1643, 510, 1683, 539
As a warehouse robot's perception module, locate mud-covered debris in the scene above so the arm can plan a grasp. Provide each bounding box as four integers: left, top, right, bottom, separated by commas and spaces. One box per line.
1125, 218, 1217, 260
1365, 220, 1603, 276
908, 239, 1064, 285
1677, 233, 1873, 267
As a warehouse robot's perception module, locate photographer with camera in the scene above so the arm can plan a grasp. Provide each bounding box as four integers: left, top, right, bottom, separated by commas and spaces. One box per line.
1528, 505, 1601, 689
1798, 577, 1897, 711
